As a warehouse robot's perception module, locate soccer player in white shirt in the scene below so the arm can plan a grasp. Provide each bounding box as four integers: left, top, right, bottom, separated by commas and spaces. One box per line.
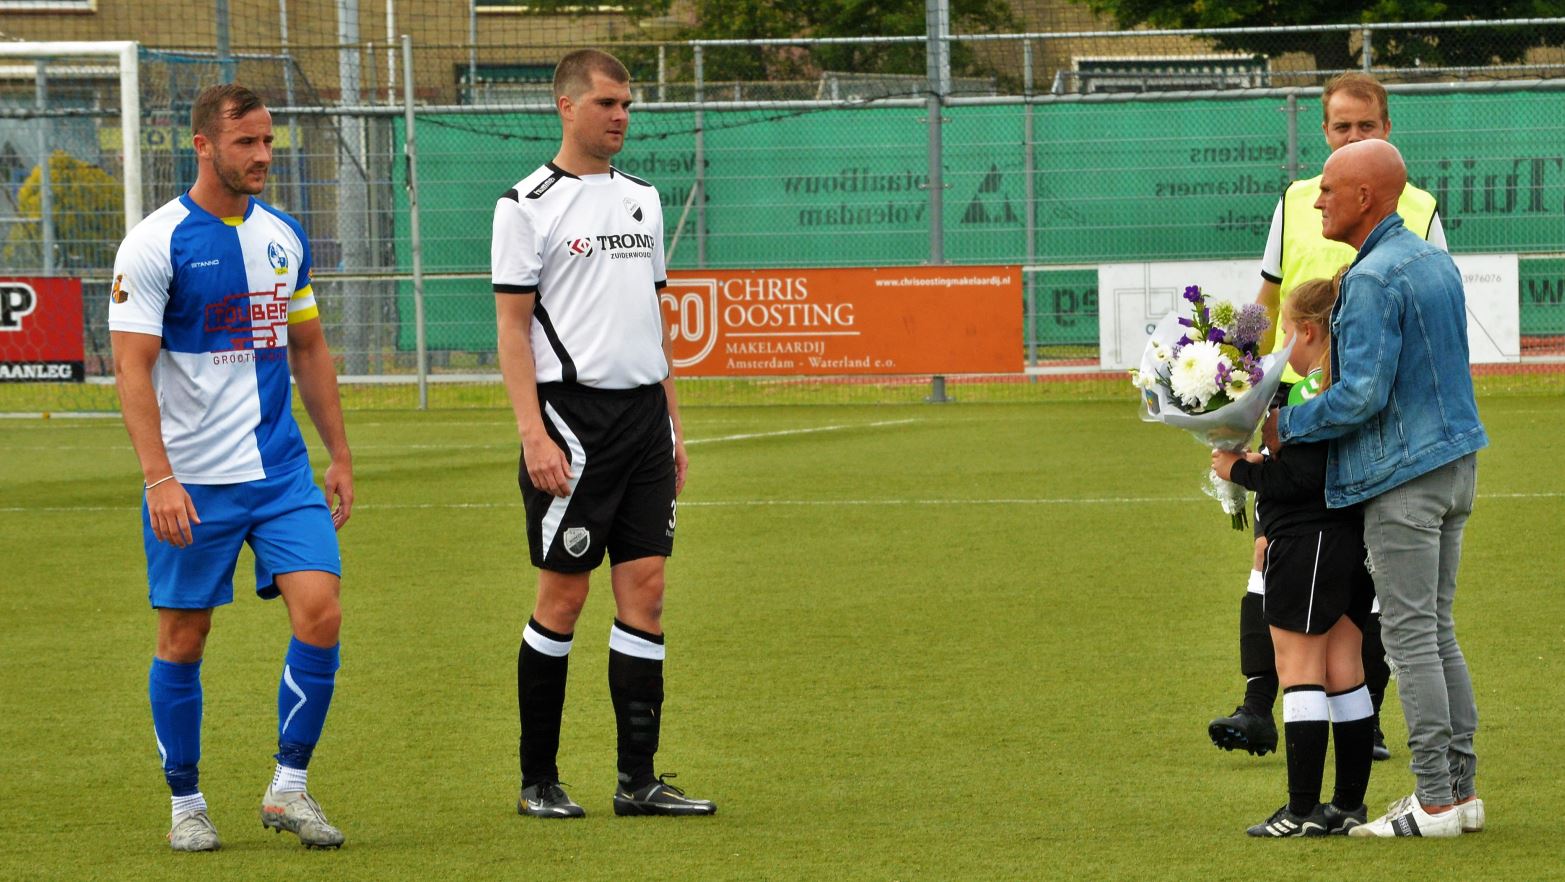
109, 84, 353, 851
493, 49, 715, 819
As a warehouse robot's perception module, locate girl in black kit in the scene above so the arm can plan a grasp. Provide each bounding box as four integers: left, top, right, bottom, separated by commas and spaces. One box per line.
1212, 272, 1376, 838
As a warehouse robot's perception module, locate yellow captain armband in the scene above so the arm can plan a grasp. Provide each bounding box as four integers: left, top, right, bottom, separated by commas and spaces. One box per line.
288, 285, 319, 324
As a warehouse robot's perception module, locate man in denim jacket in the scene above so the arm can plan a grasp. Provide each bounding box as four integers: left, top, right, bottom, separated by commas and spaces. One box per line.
1263, 139, 1488, 838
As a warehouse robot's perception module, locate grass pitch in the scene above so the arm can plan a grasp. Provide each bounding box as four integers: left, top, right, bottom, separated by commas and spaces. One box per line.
2, 396, 1562, 881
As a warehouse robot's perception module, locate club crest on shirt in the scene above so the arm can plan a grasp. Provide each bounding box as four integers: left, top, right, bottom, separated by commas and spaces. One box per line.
563, 526, 591, 557
267, 241, 289, 275
624, 198, 644, 224
567, 237, 595, 258
110, 274, 129, 303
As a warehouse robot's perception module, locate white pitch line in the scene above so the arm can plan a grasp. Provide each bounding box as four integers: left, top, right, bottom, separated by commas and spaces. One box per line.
0, 418, 924, 453
7, 489, 1564, 515
684, 418, 918, 445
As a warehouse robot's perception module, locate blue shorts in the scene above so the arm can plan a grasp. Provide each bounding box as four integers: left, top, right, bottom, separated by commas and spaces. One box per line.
143, 463, 341, 609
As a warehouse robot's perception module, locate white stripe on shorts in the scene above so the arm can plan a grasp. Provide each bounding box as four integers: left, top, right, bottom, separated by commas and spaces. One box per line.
539, 401, 586, 559
1306, 532, 1323, 632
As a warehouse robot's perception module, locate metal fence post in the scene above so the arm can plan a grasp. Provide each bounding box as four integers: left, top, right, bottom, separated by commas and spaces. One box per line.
925, 0, 951, 403
1023, 40, 1036, 370
216, 0, 235, 83
401, 35, 428, 411
35, 61, 54, 276
694, 45, 706, 268
1361, 28, 1373, 72
1285, 92, 1300, 181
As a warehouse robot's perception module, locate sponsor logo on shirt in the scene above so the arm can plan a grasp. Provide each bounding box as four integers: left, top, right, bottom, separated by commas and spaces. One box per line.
110, 274, 129, 304
567, 237, 595, 257
624, 198, 644, 223
205, 282, 292, 350
267, 241, 289, 276
191, 259, 221, 268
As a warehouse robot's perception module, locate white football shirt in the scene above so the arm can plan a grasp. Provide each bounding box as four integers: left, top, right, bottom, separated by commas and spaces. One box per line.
492, 163, 668, 389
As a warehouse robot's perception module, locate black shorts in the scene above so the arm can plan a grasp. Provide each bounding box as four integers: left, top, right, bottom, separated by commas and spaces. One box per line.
1261, 527, 1374, 635
519, 382, 676, 573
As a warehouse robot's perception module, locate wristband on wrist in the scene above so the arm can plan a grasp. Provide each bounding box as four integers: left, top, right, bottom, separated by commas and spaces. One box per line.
144, 474, 177, 491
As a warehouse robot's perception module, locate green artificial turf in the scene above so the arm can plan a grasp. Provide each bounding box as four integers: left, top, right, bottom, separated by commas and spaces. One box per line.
2, 397, 1561, 881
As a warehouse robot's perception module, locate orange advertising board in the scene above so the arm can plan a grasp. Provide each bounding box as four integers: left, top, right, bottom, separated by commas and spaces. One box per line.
660, 266, 1022, 376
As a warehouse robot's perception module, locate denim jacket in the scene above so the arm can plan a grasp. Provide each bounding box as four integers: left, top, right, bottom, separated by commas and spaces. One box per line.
1278, 213, 1488, 508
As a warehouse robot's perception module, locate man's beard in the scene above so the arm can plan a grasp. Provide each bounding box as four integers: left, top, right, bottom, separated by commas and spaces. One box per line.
215, 156, 267, 196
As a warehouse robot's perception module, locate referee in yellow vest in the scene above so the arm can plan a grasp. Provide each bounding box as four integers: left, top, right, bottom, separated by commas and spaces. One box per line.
1208, 72, 1445, 762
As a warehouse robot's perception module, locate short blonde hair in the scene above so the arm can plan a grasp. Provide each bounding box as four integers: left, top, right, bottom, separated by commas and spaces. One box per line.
1321, 72, 1389, 124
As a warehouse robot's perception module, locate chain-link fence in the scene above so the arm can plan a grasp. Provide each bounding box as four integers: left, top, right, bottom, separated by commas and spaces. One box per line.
2, 8, 1563, 409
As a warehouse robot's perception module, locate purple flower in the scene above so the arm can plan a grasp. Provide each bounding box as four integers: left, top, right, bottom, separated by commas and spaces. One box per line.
1177, 317, 1193, 327
1215, 362, 1232, 385
1207, 327, 1225, 344
1231, 303, 1270, 348
1183, 285, 1202, 303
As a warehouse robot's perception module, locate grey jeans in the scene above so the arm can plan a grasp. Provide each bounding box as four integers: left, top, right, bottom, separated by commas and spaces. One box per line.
1363, 453, 1479, 806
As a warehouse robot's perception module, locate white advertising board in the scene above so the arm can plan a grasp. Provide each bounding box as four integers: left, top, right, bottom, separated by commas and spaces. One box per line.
1098, 255, 1520, 370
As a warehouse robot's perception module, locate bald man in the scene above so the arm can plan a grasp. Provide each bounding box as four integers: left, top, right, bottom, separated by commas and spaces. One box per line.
1264, 139, 1488, 838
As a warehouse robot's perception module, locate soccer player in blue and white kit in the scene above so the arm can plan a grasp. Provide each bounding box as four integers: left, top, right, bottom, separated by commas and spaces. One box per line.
494, 49, 715, 819
109, 84, 354, 852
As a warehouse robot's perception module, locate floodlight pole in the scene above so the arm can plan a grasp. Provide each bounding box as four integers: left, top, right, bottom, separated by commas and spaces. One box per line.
337, 0, 371, 374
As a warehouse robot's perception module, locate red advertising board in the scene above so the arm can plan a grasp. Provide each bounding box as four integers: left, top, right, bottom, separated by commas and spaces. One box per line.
0, 277, 85, 382
661, 266, 1022, 376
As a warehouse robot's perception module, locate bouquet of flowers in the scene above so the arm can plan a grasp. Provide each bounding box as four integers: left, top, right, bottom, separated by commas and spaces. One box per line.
1130, 285, 1292, 529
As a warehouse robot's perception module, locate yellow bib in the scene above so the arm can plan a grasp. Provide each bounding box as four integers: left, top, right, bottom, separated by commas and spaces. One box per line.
1273, 176, 1438, 382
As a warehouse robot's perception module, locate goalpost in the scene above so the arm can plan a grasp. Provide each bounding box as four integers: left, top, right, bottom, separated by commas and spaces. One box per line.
0, 41, 142, 229
0, 41, 140, 414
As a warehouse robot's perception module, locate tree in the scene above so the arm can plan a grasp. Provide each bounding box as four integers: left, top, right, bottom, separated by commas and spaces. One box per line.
1068, 0, 1565, 72
530, 0, 1019, 87
3, 151, 124, 274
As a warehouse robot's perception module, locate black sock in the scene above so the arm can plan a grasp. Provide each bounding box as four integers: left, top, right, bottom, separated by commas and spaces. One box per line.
1282, 685, 1329, 816
608, 619, 664, 791
1240, 592, 1278, 716
518, 617, 571, 789
1361, 614, 1390, 717
1328, 683, 1375, 809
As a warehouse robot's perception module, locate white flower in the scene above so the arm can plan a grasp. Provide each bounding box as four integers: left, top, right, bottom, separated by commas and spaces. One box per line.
1151, 340, 1171, 364
1170, 340, 1231, 412
1225, 373, 1253, 400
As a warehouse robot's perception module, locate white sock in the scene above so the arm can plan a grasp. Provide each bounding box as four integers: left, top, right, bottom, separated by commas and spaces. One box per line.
171, 791, 207, 821
271, 764, 308, 793
1246, 569, 1265, 595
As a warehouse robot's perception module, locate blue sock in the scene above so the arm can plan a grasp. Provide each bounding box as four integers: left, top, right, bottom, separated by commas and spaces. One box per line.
149, 658, 203, 797
275, 637, 340, 770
